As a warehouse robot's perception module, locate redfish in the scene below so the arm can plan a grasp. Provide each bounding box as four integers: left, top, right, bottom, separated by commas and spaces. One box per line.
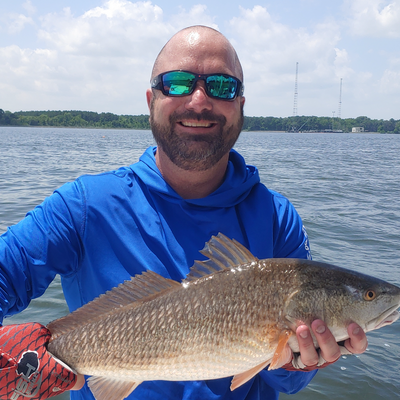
47, 233, 400, 400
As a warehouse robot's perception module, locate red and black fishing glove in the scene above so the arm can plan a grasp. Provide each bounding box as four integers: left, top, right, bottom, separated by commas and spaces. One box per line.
0, 322, 77, 399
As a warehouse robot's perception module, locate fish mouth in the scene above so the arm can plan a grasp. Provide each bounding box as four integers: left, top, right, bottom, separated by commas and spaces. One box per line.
366, 305, 400, 332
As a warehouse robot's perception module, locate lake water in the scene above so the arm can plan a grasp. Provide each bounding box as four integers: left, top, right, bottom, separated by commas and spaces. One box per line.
0, 127, 399, 399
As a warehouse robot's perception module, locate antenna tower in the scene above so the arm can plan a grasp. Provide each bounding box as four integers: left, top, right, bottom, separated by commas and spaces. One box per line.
338, 78, 342, 119
293, 62, 298, 117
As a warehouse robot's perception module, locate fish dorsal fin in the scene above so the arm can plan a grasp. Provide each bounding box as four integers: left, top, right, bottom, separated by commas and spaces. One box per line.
87, 376, 141, 400
48, 271, 180, 340
184, 233, 258, 283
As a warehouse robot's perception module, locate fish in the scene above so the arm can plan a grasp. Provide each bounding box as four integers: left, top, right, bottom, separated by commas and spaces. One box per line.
47, 233, 400, 400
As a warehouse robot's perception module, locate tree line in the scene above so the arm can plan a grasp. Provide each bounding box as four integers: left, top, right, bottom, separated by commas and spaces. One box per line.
0, 110, 150, 130
242, 115, 400, 133
1, 109, 399, 133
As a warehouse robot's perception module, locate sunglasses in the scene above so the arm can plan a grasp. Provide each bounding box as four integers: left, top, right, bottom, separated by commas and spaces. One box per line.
151, 70, 244, 101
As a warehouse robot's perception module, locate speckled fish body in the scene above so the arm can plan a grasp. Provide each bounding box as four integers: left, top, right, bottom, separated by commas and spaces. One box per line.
47, 234, 400, 400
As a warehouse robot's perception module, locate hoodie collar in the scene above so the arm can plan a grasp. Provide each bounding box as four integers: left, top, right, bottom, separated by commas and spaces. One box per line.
131, 146, 260, 208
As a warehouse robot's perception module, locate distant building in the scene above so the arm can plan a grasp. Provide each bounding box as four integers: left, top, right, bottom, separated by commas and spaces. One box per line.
352, 127, 365, 133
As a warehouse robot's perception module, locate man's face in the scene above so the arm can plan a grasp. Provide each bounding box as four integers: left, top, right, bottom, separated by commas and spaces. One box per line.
147, 32, 245, 172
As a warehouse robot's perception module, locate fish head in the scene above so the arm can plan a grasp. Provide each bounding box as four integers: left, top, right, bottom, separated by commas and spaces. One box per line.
283, 261, 400, 343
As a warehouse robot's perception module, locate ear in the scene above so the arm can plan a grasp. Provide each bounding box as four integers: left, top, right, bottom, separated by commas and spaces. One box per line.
146, 89, 153, 111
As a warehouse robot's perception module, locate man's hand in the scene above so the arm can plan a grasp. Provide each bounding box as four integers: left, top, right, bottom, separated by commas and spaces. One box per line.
283, 320, 368, 371
0, 322, 84, 399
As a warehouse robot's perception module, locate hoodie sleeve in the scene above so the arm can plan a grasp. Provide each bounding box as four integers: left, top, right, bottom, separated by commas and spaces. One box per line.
259, 367, 317, 395
0, 180, 85, 321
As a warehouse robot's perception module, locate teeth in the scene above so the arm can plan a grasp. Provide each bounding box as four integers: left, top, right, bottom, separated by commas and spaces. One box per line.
181, 121, 212, 128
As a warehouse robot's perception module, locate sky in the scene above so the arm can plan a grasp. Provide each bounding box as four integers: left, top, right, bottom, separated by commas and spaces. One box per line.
1, 0, 400, 120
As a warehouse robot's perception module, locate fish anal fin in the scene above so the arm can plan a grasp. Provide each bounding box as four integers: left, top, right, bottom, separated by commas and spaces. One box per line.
87, 376, 141, 400
268, 330, 293, 370
48, 271, 180, 340
184, 233, 258, 283
231, 360, 271, 390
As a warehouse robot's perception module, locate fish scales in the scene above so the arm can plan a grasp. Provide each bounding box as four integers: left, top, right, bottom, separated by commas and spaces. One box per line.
49, 260, 294, 381
46, 233, 400, 400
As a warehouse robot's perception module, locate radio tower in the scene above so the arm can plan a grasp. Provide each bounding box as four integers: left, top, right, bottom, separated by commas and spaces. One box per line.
338, 78, 342, 119
293, 62, 298, 117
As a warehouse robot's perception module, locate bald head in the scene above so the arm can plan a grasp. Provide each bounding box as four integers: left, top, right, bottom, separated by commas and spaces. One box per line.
151, 25, 243, 82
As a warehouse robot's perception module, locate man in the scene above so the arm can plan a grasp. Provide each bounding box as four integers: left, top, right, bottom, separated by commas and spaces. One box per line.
0, 25, 367, 400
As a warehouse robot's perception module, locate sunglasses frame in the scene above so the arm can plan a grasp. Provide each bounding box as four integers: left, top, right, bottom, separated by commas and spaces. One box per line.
151, 70, 244, 101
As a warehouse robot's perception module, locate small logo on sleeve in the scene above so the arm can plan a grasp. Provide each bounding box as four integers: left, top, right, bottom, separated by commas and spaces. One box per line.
302, 225, 312, 260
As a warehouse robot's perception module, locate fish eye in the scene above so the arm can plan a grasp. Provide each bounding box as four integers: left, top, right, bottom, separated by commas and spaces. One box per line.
363, 289, 376, 301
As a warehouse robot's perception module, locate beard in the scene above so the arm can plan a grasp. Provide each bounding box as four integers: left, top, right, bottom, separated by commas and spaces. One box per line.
150, 102, 244, 171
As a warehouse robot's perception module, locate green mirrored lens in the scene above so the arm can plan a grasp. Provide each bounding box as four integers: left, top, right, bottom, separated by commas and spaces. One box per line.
206, 75, 238, 99
156, 71, 241, 99
162, 71, 195, 95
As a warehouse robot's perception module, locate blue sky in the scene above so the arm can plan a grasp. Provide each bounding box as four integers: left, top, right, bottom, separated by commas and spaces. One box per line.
1, 0, 400, 119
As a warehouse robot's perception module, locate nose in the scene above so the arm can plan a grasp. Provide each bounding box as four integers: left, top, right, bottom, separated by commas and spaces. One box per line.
185, 81, 213, 112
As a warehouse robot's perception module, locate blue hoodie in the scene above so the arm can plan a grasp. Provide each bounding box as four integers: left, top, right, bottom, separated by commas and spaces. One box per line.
0, 146, 315, 400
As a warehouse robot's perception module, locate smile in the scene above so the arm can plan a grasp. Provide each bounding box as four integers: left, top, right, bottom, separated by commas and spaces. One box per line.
180, 121, 215, 128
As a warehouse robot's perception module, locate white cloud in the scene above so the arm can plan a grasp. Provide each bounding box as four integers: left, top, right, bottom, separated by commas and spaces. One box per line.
334, 48, 355, 80
171, 4, 217, 29
2, 13, 35, 35
84, 0, 160, 19
0, 1, 221, 114
227, 6, 348, 116
347, 0, 400, 37
380, 69, 400, 92
38, 1, 168, 57
379, 57, 400, 93
0, 46, 59, 100
22, 0, 37, 16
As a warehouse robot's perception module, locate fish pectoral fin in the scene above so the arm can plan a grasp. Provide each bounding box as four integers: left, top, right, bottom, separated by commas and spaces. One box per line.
268, 330, 293, 370
87, 376, 141, 400
230, 360, 271, 391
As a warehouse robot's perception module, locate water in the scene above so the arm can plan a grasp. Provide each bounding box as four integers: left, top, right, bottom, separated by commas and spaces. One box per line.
1, 127, 399, 399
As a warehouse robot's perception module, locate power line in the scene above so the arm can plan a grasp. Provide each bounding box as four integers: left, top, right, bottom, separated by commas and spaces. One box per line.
293, 62, 298, 117
338, 78, 342, 119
